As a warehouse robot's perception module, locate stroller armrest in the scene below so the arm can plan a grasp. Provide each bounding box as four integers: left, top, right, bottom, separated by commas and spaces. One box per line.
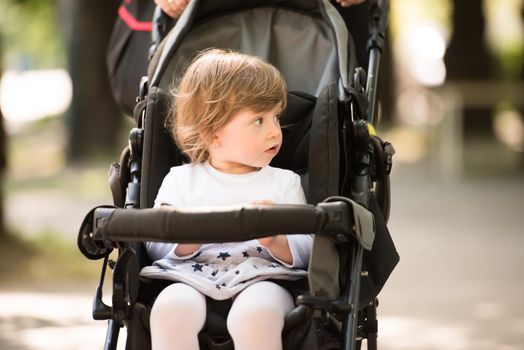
91, 202, 359, 244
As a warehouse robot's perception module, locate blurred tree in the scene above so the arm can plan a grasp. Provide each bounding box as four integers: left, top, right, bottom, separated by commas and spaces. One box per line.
519, 0, 524, 168
1, 0, 122, 161
0, 0, 63, 242
0, 36, 6, 238
0, 0, 64, 68
0, 112, 5, 239
520, 1, 524, 80
444, 0, 495, 135
60, 0, 122, 161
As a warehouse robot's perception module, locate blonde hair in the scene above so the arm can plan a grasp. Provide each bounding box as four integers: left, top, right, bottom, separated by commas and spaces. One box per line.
167, 48, 287, 163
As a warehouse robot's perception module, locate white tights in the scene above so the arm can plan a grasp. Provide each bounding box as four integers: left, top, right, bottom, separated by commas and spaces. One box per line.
150, 281, 294, 350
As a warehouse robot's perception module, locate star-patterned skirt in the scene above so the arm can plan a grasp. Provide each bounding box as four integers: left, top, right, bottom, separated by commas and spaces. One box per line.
140, 240, 307, 300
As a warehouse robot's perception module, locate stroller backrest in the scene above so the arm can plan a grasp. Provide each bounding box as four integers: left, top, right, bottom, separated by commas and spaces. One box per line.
148, 0, 356, 96
140, 88, 317, 208
140, 0, 357, 208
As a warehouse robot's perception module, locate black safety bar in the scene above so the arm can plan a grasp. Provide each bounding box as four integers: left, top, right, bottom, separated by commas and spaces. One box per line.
90, 201, 370, 247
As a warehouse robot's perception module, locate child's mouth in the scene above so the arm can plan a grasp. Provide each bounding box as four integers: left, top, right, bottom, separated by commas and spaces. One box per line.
265, 145, 279, 154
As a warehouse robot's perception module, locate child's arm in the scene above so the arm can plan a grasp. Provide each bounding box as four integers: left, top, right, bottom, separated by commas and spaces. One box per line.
174, 243, 202, 256
253, 200, 294, 265
255, 173, 312, 268
148, 166, 203, 261
258, 235, 293, 265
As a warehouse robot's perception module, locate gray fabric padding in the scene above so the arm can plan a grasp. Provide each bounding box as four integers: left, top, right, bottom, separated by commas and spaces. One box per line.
151, 0, 197, 86
307, 197, 375, 300
307, 83, 340, 299
308, 235, 340, 299
156, 7, 339, 96
319, 0, 351, 92
350, 199, 375, 251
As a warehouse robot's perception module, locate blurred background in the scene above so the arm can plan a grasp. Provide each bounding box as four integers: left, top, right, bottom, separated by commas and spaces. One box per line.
0, 0, 523, 349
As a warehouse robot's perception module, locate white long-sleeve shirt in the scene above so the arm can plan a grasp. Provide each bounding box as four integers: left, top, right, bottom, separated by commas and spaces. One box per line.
141, 162, 312, 300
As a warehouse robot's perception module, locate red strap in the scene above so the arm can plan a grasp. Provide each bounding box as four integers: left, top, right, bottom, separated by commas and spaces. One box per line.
118, 5, 152, 32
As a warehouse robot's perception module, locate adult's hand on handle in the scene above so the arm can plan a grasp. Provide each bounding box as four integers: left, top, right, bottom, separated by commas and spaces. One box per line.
154, 0, 189, 19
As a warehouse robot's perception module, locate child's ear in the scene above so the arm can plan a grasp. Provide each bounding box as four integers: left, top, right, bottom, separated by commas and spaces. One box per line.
200, 131, 215, 147
211, 134, 221, 149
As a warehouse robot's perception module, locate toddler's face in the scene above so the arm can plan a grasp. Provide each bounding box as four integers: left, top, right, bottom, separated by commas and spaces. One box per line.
209, 104, 283, 174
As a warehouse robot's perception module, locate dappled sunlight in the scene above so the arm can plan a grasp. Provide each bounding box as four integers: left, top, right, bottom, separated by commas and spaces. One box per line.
403, 22, 448, 86
394, 12, 449, 87
0, 69, 72, 130
494, 109, 524, 152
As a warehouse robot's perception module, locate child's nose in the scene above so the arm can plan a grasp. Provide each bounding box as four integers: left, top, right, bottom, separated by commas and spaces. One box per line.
266, 121, 281, 139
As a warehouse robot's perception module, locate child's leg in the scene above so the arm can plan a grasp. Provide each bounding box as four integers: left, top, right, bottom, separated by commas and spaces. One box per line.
150, 283, 206, 350
227, 281, 294, 350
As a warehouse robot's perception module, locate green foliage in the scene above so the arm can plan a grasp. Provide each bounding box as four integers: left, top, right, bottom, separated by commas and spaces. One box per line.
0, 0, 65, 69
494, 45, 524, 79
484, 0, 524, 79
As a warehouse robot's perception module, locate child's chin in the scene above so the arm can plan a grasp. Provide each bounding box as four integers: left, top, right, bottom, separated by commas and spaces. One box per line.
258, 160, 272, 168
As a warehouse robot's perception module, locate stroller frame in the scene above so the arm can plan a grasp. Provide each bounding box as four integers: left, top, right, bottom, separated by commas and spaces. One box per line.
78, 1, 394, 349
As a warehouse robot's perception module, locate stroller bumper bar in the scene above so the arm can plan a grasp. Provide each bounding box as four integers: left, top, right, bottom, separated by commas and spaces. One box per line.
86, 200, 374, 251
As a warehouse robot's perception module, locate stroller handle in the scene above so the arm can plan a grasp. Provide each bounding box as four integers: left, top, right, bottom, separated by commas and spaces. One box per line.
91, 201, 362, 245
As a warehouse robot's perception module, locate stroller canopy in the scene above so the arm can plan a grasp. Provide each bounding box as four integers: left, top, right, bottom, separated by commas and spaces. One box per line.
149, 0, 357, 97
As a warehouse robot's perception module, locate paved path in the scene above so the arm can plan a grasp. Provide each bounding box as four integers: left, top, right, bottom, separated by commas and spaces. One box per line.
0, 292, 121, 350
1, 169, 523, 349
379, 171, 524, 350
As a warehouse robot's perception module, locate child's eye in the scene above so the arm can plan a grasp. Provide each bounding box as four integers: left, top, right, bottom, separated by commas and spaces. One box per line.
254, 118, 263, 126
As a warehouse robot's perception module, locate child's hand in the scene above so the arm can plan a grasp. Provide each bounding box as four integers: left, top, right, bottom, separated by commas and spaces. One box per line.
252, 199, 275, 206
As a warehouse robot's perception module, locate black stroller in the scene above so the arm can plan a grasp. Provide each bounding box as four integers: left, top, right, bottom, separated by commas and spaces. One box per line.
78, 0, 398, 349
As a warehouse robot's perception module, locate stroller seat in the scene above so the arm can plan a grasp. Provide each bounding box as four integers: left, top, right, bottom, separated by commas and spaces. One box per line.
78, 1, 398, 349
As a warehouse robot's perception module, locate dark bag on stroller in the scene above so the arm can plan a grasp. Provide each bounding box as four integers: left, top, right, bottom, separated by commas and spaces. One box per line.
106, 0, 156, 115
